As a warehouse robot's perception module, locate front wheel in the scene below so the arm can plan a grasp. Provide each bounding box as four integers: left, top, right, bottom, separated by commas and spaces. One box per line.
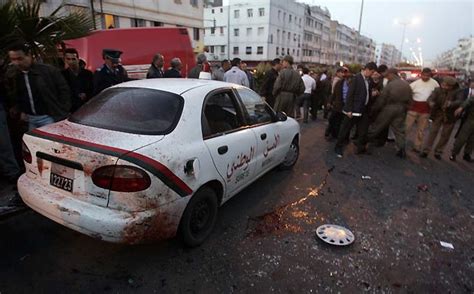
279, 140, 299, 170
178, 187, 218, 247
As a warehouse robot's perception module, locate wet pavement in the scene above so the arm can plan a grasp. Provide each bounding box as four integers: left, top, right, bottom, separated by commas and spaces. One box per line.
1, 119, 473, 293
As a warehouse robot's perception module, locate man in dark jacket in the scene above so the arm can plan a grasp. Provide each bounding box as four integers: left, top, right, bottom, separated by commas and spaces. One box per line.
326, 67, 351, 139
188, 53, 207, 79
259, 58, 281, 108
334, 62, 377, 157
450, 93, 474, 162
7, 43, 72, 130
146, 53, 164, 79
420, 77, 464, 159
62, 48, 93, 112
368, 68, 413, 158
163, 58, 183, 78
93, 49, 129, 95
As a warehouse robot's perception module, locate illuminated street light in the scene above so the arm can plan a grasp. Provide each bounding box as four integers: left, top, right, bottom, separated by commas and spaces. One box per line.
395, 17, 420, 63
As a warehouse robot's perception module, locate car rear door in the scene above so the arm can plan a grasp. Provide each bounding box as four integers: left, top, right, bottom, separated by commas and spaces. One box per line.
202, 89, 258, 198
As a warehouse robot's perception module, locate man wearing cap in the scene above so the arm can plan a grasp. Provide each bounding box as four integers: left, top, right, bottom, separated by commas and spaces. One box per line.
146, 53, 164, 79
224, 58, 249, 87
405, 68, 439, 153
368, 68, 413, 158
188, 53, 208, 79
420, 77, 464, 159
272, 55, 305, 117
334, 62, 378, 157
259, 58, 281, 108
93, 49, 129, 95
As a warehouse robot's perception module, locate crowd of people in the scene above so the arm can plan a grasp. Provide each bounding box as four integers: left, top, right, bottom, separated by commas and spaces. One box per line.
1, 43, 473, 188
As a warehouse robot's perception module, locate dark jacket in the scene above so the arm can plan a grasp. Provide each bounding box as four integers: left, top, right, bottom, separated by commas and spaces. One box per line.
62, 68, 93, 112
343, 72, 372, 114
163, 68, 182, 78
428, 86, 464, 123
146, 64, 164, 79
93, 64, 129, 96
188, 64, 203, 79
260, 68, 278, 97
330, 78, 352, 113
7, 63, 72, 121
371, 76, 413, 114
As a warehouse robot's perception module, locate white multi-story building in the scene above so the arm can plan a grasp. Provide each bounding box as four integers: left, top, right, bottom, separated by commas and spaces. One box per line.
38, 0, 204, 53
434, 36, 474, 73
354, 34, 376, 65
375, 43, 401, 67
204, 0, 305, 64
330, 21, 355, 65
301, 5, 332, 65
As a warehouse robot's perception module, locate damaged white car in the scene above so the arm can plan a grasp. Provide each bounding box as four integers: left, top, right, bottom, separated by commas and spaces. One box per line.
18, 79, 300, 246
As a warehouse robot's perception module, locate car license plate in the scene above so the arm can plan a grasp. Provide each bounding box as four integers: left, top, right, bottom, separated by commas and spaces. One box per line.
50, 173, 74, 192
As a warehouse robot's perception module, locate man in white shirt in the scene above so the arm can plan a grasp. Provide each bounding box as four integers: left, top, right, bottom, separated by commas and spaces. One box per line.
405, 68, 439, 152
295, 68, 316, 123
223, 58, 249, 87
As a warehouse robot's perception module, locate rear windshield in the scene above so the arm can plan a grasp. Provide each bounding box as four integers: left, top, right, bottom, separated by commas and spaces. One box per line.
69, 87, 184, 135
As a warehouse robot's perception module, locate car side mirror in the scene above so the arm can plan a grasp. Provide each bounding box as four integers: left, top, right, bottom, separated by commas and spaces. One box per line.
276, 111, 287, 122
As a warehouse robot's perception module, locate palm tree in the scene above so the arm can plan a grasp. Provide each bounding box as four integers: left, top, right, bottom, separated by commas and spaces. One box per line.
0, 0, 94, 62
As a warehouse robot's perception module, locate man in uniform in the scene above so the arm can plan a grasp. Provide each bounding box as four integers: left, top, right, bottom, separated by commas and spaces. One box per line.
368, 68, 413, 158
259, 58, 281, 108
420, 77, 464, 159
93, 49, 129, 95
450, 85, 474, 162
272, 55, 305, 117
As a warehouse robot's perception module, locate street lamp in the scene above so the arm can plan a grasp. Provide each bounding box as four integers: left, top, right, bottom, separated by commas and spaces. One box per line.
394, 17, 420, 63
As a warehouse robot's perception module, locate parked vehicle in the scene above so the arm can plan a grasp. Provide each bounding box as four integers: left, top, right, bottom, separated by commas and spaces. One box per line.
65, 27, 196, 79
18, 79, 300, 246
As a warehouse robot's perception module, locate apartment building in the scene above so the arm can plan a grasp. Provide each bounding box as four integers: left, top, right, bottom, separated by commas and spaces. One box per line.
375, 43, 402, 67
434, 36, 474, 73
302, 5, 332, 65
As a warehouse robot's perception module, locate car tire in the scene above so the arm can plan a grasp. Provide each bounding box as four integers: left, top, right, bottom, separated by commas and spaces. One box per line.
178, 186, 218, 247
279, 139, 299, 170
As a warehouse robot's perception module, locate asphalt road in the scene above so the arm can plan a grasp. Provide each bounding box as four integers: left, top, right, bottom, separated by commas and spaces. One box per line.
1, 119, 473, 293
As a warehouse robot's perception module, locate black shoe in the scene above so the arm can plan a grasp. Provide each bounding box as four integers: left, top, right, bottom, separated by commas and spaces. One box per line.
335, 147, 343, 158
449, 155, 456, 161
419, 152, 428, 158
434, 154, 442, 160
463, 154, 472, 162
396, 149, 406, 159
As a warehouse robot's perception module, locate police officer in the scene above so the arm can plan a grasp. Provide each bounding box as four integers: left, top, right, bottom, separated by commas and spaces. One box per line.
93, 49, 129, 95
450, 92, 474, 162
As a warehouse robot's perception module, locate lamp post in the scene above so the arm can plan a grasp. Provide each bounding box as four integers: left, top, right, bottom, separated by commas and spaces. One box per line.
394, 17, 419, 64
354, 0, 364, 64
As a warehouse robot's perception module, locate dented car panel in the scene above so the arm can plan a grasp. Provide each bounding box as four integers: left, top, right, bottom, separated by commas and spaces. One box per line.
18, 79, 299, 244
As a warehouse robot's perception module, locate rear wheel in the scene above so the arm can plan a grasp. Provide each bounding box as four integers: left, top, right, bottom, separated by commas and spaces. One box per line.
279, 139, 299, 170
178, 187, 218, 247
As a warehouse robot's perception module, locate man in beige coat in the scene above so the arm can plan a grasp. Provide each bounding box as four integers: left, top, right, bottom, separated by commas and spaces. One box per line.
272, 55, 305, 117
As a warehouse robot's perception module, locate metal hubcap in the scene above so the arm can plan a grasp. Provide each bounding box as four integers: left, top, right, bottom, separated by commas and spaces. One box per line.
316, 224, 355, 246
283, 143, 298, 166
190, 200, 211, 235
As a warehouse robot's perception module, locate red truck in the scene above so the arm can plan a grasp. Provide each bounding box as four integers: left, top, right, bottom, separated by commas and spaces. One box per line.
65, 27, 196, 79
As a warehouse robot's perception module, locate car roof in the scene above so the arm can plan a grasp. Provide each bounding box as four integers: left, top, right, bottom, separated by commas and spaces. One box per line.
113, 78, 234, 95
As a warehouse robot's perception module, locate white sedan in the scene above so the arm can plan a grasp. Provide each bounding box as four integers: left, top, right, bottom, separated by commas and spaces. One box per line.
18, 79, 300, 246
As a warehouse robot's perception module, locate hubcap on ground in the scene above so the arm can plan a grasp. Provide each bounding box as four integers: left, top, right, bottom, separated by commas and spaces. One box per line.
316, 224, 355, 246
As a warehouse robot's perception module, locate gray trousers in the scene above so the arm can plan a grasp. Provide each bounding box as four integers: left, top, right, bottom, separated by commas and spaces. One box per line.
0, 105, 21, 179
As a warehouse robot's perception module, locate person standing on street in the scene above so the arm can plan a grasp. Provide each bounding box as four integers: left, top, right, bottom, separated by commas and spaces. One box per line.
405, 68, 439, 153
326, 67, 351, 139
224, 58, 249, 87
146, 53, 165, 79
188, 53, 207, 79
334, 62, 378, 157
212, 59, 231, 81
241, 62, 255, 90
259, 58, 281, 108
450, 84, 474, 162
420, 77, 464, 159
62, 48, 93, 112
368, 68, 413, 158
7, 43, 72, 130
295, 67, 316, 123
272, 55, 305, 117
163, 58, 183, 78
93, 49, 129, 95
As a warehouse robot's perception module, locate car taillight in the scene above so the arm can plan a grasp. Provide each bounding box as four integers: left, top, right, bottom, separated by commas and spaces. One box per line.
92, 165, 151, 192
22, 140, 32, 164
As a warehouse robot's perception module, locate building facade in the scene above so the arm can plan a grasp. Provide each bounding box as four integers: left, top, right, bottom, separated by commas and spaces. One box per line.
302, 5, 332, 65
434, 36, 474, 73
330, 21, 355, 65
354, 34, 376, 65
375, 43, 401, 67
38, 0, 204, 53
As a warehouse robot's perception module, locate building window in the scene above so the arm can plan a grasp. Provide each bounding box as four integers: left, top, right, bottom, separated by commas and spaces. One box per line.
211, 9, 214, 14
131, 18, 146, 27
246, 46, 252, 55
220, 8, 223, 13
103, 14, 119, 29
287, 48, 290, 55
283, 12, 286, 22
281, 48, 284, 55
270, 34, 273, 43
289, 15, 292, 23
190, 0, 198, 7
247, 28, 252, 36
234, 10, 239, 18
219, 27, 224, 34
174, 0, 182, 4
258, 27, 264, 35
259, 8, 264, 16
288, 32, 290, 40
193, 27, 200, 40
257, 46, 263, 55
278, 10, 281, 20
276, 47, 279, 55
154, 21, 163, 27
247, 9, 253, 17
233, 46, 239, 54
210, 27, 215, 35
277, 30, 280, 43
210, 46, 215, 54
221, 46, 225, 53
234, 28, 239, 36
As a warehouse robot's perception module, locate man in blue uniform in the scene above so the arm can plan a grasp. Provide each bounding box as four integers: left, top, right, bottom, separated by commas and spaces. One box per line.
93, 49, 129, 95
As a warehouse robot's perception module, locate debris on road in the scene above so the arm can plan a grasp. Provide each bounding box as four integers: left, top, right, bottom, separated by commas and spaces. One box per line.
417, 184, 429, 192
361, 176, 371, 180
439, 241, 454, 250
